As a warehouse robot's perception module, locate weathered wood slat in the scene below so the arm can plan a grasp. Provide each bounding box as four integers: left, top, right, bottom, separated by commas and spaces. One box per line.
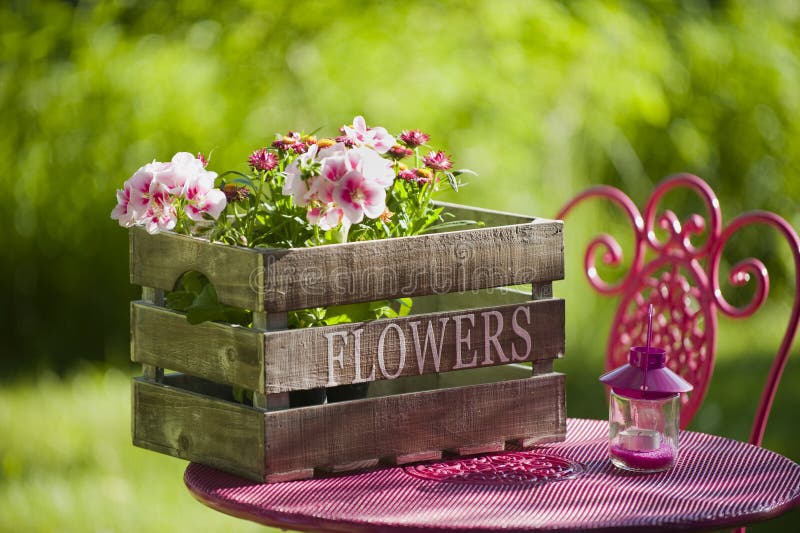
132, 378, 265, 481
410, 286, 530, 314
130, 298, 564, 394
258, 218, 563, 312
367, 364, 533, 398
315, 459, 380, 474
253, 310, 290, 411
263, 372, 565, 475
264, 469, 314, 483
130, 227, 263, 310
382, 450, 443, 465
130, 218, 563, 312
449, 442, 506, 456
435, 201, 535, 226
139, 287, 166, 382
264, 299, 565, 393
131, 302, 265, 392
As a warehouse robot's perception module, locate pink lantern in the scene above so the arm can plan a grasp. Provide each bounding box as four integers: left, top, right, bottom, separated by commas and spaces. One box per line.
599, 306, 693, 472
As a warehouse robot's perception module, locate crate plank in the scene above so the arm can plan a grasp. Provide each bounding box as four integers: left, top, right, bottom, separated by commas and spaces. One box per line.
410, 286, 530, 315
367, 364, 532, 399
140, 287, 166, 382
435, 201, 535, 226
130, 227, 263, 310
258, 218, 563, 312
449, 442, 506, 456
130, 218, 562, 312
315, 459, 380, 474
381, 450, 443, 465
132, 378, 265, 481
263, 372, 565, 474
264, 299, 565, 393
131, 302, 265, 392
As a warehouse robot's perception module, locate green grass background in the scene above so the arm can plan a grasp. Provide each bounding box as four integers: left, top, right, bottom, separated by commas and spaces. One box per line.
2, 0, 799, 531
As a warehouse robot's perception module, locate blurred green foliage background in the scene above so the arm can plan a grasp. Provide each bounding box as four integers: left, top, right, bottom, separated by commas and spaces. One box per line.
2, 0, 799, 531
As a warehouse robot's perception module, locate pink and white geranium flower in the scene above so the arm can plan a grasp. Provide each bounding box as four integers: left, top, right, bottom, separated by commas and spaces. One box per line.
346, 146, 395, 187
124, 161, 163, 218
283, 144, 320, 206
307, 203, 344, 231
141, 180, 179, 234
333, 171, 387, 225
110, 184, 137, 227
183, 173, 226, 222
156, 152, 201, 193
342, 116, 396, 154
293, 144, 395, 228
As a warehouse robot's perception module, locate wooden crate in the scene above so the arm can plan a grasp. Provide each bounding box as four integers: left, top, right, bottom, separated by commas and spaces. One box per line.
130, 202, 566, 482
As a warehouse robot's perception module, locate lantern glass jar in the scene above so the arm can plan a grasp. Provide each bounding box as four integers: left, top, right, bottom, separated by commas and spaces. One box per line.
608, 390, 679, 473
600, 345, 693, 474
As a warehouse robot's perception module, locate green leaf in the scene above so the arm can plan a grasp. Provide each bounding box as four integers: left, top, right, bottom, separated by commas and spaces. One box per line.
323, 312, 353, 325
369, 300, 400, 319
185, 304, 226, 325
445, 171, 459, 192
165, 291, 195, 311
451, 168, 478, 177
325, 302, 372, 323
230, 176, 256, 189
185, 283, 227, 324
194, 282, 219, 307
181, 271, 207, 294
221, 307, 252, 326
393, 297, 413, 316
232, 387, 253, 405
420, 219, 481, 234
217, 170, 254, 186
232, 386, 246, 404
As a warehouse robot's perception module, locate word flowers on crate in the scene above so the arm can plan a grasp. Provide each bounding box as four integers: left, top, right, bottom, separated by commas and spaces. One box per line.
114, 116, 567, 482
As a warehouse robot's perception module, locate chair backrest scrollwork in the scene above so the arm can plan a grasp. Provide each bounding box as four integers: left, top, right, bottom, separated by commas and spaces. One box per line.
556, 173, 800, 446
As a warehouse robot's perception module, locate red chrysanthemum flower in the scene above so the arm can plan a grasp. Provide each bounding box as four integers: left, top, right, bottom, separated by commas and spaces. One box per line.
414, 168, 434, 182
248, 148, 278, 171
272, 132, 302, 151
398, 169, 417, 182
316, 138, 336, 148
387, 144, 414, 160
423, 150, 452, 171
399, 129, 430, 148
335, 135, 357, 148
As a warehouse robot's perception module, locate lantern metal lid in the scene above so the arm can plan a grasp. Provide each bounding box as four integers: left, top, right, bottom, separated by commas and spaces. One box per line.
599, 346, 693, 400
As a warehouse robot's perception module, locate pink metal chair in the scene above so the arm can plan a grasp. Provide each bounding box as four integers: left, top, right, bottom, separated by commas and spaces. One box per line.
556, 173, 800, 447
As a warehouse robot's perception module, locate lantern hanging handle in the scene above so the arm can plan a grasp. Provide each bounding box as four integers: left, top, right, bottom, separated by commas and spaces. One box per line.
643, 304, 654, 391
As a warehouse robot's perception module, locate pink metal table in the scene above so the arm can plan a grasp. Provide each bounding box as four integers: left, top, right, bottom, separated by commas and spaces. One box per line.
184, 418, 799, 531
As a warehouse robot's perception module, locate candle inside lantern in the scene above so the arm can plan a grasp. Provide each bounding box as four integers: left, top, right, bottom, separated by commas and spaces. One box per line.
599, 305, 692, 474
618, 428, 661, 451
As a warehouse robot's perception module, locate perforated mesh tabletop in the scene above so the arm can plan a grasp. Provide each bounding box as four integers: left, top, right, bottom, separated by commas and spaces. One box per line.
184, 418, 799, 532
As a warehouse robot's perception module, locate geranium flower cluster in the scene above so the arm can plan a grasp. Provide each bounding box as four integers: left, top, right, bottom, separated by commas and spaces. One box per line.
112, 116, 464, 245
274, 116, 454, 231
111, 152, 226, 234
282, 117, 397, 230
